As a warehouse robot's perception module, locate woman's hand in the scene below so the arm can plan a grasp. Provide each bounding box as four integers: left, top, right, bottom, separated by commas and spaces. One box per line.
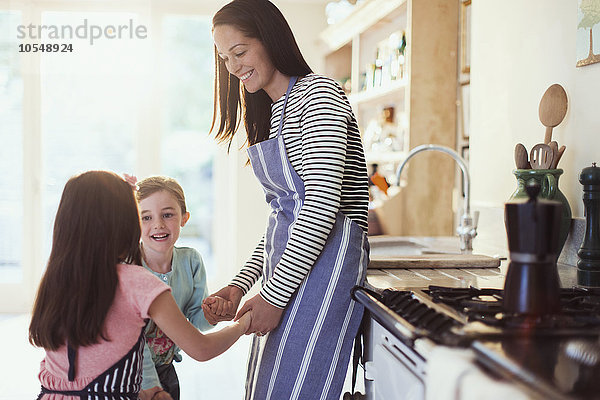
152, 391, 173, 400
202, 285, 243, 325
139, 387, 172, 400
235, 294, 284, 335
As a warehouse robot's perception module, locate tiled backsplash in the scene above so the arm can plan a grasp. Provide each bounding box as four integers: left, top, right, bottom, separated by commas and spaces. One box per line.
558, 217, 585, 266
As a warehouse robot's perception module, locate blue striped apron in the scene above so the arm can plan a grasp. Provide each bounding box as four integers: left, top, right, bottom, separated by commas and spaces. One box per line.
245, 76, 370, 400
38, 328, 146, 400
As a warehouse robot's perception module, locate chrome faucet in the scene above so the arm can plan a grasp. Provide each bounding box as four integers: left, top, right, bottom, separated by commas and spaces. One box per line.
395, 144, 479, 253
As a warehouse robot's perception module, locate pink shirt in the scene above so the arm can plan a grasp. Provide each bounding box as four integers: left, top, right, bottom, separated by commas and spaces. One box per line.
38, 264, 170, 394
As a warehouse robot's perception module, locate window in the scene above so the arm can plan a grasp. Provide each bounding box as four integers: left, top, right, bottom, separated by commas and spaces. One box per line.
0, 3, 217, 309
0, 11, 23, 284
161, 15, 216, 278
41, 11, 142, 256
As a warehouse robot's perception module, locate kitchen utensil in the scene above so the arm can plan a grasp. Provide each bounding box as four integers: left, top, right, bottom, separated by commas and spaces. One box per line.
514, 143, 530, 169
549, 141, 559, 163
504, 182, 562, 315
529, 143, 554, 169
551, 145, 566, 169
539, 84, 568, 144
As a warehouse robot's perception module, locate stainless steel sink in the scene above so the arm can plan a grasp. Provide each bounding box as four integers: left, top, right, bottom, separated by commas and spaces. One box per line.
368, 236, 462, 258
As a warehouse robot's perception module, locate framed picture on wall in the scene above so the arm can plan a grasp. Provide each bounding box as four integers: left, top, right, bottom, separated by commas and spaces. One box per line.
460, 0, 471, 73
576, 0, 600, 67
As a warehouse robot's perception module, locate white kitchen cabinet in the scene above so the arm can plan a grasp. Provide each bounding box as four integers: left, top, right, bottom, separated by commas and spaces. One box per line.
320, 0, 459, 236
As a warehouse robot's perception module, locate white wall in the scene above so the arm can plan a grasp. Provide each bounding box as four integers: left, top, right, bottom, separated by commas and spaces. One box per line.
277, 1, 328, 73
470, 0, 600, 244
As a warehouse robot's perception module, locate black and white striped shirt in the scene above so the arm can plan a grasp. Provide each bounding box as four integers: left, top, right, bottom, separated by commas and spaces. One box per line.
231, 74, 369, 308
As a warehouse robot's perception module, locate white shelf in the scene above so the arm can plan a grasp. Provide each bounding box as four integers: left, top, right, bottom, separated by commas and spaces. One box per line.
321, 0, 459, 237
320, 0, 408, 52
348, 79, 407, 106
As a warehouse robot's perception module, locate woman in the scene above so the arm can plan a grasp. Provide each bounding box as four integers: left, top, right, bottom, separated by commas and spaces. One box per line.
203, 1, 370, 399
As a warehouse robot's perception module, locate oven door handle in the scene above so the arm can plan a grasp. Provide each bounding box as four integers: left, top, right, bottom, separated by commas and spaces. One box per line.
352, 286, 427, 345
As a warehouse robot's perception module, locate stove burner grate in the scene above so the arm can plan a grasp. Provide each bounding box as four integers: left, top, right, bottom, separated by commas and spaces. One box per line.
380, 289, 459, 341
426, 286, 600, 331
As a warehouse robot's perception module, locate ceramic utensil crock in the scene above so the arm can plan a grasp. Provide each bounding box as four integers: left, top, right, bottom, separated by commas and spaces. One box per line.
510, 168, 572, 256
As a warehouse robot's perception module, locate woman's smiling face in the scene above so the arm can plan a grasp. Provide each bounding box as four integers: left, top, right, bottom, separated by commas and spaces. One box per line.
213, 24, 286, 101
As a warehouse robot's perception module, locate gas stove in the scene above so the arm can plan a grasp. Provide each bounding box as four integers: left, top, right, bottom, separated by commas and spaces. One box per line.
353, 285, 600, 400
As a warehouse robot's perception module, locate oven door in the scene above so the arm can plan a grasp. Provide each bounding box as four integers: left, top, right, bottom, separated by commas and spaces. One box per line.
364, 318, 426, 400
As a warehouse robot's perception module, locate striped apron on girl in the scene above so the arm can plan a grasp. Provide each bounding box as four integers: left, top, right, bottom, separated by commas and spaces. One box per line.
245, 76, 370, 400
38, 328, 146, 400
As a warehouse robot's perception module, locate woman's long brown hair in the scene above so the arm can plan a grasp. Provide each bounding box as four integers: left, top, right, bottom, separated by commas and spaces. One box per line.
29, 171, 142, 350
210, 0, 312, 151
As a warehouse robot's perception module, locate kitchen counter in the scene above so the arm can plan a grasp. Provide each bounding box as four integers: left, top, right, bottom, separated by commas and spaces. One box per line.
365, 235, 578, 291
366, 260, 578, 292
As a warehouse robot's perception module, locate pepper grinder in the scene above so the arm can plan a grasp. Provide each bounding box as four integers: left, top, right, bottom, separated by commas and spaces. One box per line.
577, 162, 600, 286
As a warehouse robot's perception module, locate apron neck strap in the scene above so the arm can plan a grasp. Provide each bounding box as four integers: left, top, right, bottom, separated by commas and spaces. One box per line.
67, 343, 77, 381
277, 76, 298, 137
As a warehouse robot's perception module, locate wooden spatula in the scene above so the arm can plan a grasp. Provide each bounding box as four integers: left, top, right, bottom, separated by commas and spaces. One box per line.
530, 143, 554, 169
514, 143, 530, 169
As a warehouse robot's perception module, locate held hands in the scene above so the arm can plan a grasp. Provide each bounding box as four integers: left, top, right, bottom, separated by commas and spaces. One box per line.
201, 285, 243, 325
235, 294, 284, 336
203, 296, 235, 322
201, 286, 283, 335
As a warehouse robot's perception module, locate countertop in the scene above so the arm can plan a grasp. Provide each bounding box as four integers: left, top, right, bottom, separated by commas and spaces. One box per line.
365, 235, 579, 291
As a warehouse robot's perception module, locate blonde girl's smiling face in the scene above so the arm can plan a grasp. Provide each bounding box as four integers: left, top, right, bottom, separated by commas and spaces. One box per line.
213, 24, 288, 101
139, 190, 189, 255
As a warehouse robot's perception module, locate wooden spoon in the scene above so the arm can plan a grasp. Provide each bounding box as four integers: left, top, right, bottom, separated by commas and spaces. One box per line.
514, 143, 530, 169
530, 143, 554, 169
539, 84, 568, 144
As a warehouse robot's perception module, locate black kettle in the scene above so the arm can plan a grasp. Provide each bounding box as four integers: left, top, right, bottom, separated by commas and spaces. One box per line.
503, 182, 562, 315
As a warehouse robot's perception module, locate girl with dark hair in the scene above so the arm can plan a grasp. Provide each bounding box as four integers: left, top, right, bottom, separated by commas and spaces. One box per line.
29, 170, 251, 400
203, 1, 370, 399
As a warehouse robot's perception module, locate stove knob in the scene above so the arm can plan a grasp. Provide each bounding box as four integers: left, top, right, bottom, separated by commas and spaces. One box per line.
565, 339, 600, 367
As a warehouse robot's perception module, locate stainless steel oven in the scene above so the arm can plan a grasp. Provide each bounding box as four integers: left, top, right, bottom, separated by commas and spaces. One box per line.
363, 317, 426, 400
352, 285, 600, 400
